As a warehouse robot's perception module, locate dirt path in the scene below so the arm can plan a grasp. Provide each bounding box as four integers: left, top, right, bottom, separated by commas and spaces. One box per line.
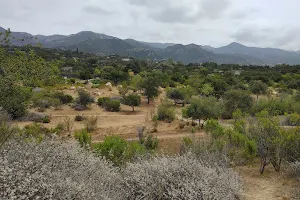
237, 165, 298, 200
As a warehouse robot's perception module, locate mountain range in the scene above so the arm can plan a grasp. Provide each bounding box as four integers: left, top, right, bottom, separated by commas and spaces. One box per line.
1, 26, 300, 65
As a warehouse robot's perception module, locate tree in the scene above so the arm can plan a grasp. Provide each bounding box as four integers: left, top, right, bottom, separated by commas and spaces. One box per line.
122, 94, 141, 111
223, 90, 254, 118
141, 76, 160, 104
248, 110, 284, 174
0, 77, 31, 118
201, 83, 214, 96
186, 97, 223, 128
166, 88, 186, 106
250, 81, 268, 99
76, 89, 94, 108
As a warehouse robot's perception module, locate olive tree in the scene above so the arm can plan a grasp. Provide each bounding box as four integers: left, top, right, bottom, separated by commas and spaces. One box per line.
122, 94, 141, 111
186, 97, 223, 128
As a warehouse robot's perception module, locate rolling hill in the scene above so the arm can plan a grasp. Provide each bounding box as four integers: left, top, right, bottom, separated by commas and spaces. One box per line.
1, 26, 300, 65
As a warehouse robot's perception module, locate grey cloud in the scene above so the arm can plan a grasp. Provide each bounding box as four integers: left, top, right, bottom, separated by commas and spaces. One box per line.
201, 0, 231, 19
82, 5, 113, 15
232, 26, 300, 50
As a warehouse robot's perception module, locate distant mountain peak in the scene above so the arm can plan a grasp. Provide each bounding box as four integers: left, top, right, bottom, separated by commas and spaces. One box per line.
228, 42, 246, 47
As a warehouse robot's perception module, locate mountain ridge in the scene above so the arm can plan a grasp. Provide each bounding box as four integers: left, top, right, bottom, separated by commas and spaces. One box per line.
1, 26, 300, 65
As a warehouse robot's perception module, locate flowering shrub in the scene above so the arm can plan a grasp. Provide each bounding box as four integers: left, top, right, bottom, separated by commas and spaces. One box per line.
1, 137, 242, 200
121, 154, 242, 200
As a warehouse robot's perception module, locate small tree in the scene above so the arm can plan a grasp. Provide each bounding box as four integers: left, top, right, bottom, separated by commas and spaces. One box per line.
141, 76, 160, 104
167, 88, 185, 106
248, 110, 284, 174
250, 81, 268, 99
76, 89, 94, 108
122, 94, 141, 111
186, 97, 222, 128
223, 89, 254, 118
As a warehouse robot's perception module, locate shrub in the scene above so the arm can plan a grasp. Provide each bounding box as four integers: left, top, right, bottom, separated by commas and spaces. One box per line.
84, 116, 98, 132
97, 97, 110, 107
75, 115, 85, 121
53, 92, 73, 104
94, 136, 128, 166
42, 116, 51, 123
121, 154, 242, 200
283, 113, 300, 126
0, 138, 242, 200
63, 117, 74, 131
76, 89, 94, 108
157, 104, 175, 122
74, 129, 91, 149
0, 138, 121, 200
104, 100, 121, 112
143, 135, 159, 151
52, 123, 65, 135
0, 78, 31, 118
22, 123, 51, 140
122, 94, 141, 111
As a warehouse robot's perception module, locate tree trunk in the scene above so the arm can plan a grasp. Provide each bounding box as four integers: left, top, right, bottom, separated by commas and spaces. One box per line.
132, 106, 135, 112
147, 97, 150, 104
260, 157, 269, 174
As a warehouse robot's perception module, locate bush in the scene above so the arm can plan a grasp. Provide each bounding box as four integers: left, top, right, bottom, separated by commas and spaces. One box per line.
94, 136, 129, 166
63, 117, 74, 131
97, 97, 110, 107
104, 100, 121, 112
157, 104, 175, 122
121, 154, 242, 200
76, 89, 94, 108
53, 92, 73, 104
74, 129, 91, 149
42, 116, 51, 123
143, 135, 159, 151
75, 115, 85, 121
0, 78, 31, 118
283, 113, 300, 126
84, 116, 98, 132
0, 138, 242, 200
251, 98, 293, 116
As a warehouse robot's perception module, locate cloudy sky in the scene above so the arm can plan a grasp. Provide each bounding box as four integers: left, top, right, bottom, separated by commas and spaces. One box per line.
1, 0, 300, 50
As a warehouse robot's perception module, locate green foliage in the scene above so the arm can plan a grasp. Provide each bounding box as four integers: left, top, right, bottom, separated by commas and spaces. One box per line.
186, 97, 223, 127
250, 80, 268, 98
74, 129, 91, 149
42, 116, 51, 123
22, 123, 51, 141
94, 136, 146, 166
204, 119, 257, 164
252, 97, 293, 116
223, 89, 254, 118
143, 135, 159, 151
104, 100, 121, 112
76, 89, 94, 107
141, 75, 160, 104
157, 103, 175, 122
0, 78, 31, 118
166, 88, 186, 105
122, 94, 141, 111
284, 113, 300, 126
248, 110, 284, 174
97, 97, 110, 107
53, 92, 73, 104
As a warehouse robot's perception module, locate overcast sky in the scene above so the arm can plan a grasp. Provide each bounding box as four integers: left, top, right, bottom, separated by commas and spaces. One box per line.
1, 0, 300, 50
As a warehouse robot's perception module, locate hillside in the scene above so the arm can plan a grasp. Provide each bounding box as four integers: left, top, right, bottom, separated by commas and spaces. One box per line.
1, 26, 300, 65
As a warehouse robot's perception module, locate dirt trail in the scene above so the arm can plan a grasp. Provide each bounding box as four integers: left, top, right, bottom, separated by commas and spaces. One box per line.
237, 165, 298, 200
